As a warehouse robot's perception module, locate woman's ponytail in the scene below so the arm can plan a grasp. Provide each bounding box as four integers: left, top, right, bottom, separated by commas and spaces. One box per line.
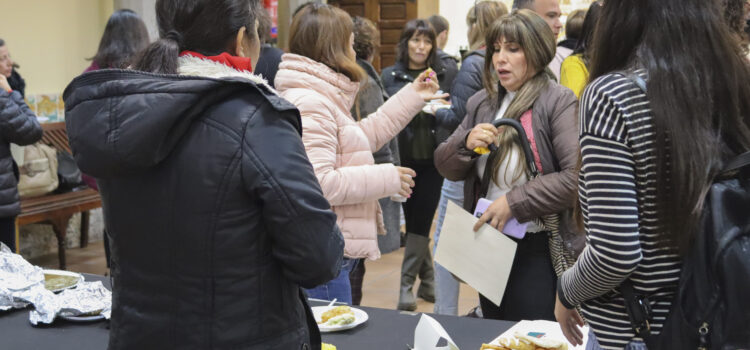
133, 35, 181, 74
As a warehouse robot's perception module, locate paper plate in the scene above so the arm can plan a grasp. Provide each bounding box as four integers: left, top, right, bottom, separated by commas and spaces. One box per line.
312, 306, 368, 333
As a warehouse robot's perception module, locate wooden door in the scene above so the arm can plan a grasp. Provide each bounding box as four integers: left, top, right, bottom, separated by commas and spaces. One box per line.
329, 0, 418, 72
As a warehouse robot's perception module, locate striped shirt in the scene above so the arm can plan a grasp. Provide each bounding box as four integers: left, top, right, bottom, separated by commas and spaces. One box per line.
557, 72, 682, 349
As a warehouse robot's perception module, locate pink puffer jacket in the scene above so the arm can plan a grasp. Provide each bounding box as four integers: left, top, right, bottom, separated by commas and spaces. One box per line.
276, 54, 425, 260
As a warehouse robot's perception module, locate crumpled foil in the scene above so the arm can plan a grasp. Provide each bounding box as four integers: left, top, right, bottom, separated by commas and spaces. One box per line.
0, 243, 46, 311
46, 281, 112, 320
0, 243, 112, 325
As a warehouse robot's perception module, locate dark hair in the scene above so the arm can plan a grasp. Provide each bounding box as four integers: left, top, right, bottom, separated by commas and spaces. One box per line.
134, 0, 258, 74
572, 1, 602, 63
565, 9, 586, 40
721, 0, 750, 53
513, 0, 535, 10
588, 0, 750, 253
396, 19, 438, 69
256, 4, 273, 44
91, 9, 150, 69
0, 38, 4, 47
352, 16, 379, 61
289, 3, 365, 82
428, 15, 450, 34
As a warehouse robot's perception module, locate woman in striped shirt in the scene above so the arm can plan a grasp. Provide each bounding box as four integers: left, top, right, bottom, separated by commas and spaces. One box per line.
554, 0, 750, 349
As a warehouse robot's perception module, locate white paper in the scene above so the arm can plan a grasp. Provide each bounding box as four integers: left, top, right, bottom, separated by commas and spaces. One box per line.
490, 320, 589, 350
434, 201, 517, 306
414, 313, 459, 350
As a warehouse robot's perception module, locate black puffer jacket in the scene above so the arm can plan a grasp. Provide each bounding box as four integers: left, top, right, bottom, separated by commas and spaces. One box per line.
0, 90, 42, 217
433, 49, 486, 141
381, 61, 453, 162
63, 70, 344, 350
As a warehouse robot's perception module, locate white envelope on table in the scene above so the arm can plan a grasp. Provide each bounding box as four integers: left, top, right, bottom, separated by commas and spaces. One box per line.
435, 201, 517, 306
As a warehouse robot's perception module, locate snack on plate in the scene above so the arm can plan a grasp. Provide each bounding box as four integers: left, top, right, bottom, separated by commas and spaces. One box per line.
480, 332, 568, 350
324, 313, 356, 326
319, 305, 355, 324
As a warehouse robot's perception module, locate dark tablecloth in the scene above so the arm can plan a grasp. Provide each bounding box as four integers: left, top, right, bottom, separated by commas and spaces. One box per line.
1, 274, 514, 349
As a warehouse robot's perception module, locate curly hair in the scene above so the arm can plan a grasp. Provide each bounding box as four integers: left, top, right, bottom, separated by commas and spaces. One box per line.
352, 16, 379, 61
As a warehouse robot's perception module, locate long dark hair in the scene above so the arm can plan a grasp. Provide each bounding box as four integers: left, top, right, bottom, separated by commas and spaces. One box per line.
134, 0, 258, 74
572, 1, 602, 64
91, 9, 150, 69
395, 19, 438, 70
588, 0, 750, 253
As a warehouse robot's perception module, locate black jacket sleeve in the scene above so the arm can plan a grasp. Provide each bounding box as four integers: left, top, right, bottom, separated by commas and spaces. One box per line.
0, 90, 42, 145
434, 53, 485, 134
241, 102, 344, 288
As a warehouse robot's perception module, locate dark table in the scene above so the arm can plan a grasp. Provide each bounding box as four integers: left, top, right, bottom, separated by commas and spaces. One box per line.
1, 274, 514, 349
310, 300, 514, 349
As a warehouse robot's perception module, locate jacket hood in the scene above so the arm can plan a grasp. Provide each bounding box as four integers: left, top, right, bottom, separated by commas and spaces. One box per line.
275, 53, 360, 112
63, 59, 283, 178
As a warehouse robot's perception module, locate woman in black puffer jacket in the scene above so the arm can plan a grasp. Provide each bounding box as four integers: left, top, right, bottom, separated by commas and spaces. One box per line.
381, 19, 452, 311
0, 69, 43, 251
63, 1, 343, 349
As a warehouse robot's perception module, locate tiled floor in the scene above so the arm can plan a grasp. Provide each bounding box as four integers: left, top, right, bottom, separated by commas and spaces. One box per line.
29, 239, 480, 315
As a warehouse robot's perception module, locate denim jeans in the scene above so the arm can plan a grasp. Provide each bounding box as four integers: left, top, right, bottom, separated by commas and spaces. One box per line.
586, 328, 648, 350
304, 258, 358, 305
432, 179, 464, 315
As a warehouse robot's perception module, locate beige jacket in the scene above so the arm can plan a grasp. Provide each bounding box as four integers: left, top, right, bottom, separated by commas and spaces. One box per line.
276, 54, 424, 260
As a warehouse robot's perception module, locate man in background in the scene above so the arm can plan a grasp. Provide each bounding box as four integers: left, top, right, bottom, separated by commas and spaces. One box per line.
513, 0, 566, 80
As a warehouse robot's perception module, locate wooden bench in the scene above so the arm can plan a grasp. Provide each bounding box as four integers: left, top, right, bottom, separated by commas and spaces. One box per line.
15, 122, 101, 270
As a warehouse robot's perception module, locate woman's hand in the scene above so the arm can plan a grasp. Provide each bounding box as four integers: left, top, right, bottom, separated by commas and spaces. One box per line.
555, 292, 585, 346
0, 75, 11, 92
395, 166, 416, 198
474, 195, 513, 232
412, 70, 449, 102
466, 123, 499, 151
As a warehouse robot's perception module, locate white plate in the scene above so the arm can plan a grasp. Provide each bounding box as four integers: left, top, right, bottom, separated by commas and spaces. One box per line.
312, 306, 369, 333
59, 313, 105, 322
42, 269, 84, 293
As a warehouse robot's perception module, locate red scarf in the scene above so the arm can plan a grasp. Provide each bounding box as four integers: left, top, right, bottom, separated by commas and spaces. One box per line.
179, 51, 253, 73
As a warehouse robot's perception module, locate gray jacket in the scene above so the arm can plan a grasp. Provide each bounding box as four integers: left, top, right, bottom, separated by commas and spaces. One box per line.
0, 90, 43, 217
352, 59, 399, 165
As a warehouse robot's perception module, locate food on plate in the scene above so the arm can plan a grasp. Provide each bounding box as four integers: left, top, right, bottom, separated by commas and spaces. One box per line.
324, 313, 356, 326
319, 305, 355, 324
480, 332, 568, 350
43, 273, 80, 291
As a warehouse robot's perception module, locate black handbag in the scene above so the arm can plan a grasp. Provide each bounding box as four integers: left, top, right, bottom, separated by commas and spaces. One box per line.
55, 150, 83, 193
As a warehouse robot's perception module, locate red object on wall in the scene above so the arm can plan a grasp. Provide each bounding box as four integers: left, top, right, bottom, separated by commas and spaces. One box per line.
263, 0, 278, 39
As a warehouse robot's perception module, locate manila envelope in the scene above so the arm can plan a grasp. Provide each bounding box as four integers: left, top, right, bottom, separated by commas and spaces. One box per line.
435, 201, 517, 306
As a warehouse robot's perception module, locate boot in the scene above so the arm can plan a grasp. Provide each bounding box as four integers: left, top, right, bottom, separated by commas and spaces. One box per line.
397, 233, 429, 311
416, 250, 435, 303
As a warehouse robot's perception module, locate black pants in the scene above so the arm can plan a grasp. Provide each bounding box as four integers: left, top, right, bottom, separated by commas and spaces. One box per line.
0, 216, 16, 252
401, 162, 443, 237
480, 231, 556, 322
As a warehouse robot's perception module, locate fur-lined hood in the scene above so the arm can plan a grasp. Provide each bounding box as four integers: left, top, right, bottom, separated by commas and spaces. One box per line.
63, 59, 294, 177
177, 54, 276, 94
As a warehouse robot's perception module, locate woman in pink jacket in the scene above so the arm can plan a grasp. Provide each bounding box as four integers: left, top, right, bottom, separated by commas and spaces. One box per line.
276, 3, 446, 304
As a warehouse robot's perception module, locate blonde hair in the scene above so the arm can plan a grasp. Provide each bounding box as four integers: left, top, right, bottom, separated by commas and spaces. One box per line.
289, 3, 365, 82
482, 10, 556, 185
466, 1, 509, 51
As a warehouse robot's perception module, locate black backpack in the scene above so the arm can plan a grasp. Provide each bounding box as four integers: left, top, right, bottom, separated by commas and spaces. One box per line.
619, 73, 750, 350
